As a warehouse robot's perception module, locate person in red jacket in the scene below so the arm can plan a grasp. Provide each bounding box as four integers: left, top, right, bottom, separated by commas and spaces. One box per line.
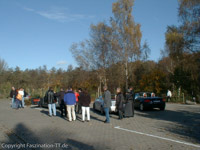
74, 89, 80, 113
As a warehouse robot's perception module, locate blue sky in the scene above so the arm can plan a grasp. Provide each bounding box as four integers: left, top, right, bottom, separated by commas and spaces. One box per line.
0, 0, 179, 70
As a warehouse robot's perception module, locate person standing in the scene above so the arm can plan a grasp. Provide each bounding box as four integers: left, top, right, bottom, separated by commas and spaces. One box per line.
77, 88, 83, 114
167, 89, 172, 102
74, 89, 80, 113
116, 88, 124, 120
10, 87, 16, 108
64, 87, 76, 122
15, 88, 23, 109
79, 89, 91, 122
124, 87, 134, 117
18, 88, 24, 108
103, 86, 111, 123
21, 89, 28, 108
45, 87, 56, 117
55, 88, 66, 117
151, 93, 155, 97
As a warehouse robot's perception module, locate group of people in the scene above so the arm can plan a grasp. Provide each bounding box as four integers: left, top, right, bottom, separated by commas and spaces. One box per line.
95, 86, 134, 123
9, 86, 173, 124
45, 86, 135, 123
45, 87, 91, 122
115, 87, 135, 121
9, 85, 135, 123
10, 87, 28, 109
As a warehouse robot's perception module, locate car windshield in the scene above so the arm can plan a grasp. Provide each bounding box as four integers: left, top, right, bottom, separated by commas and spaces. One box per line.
135, 92, 154, 98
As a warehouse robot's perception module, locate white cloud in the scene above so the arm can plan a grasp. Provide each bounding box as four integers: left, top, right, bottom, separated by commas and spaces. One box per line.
23, 7, 34, 12
23, 6, 95, 22
56, 60, 68, 66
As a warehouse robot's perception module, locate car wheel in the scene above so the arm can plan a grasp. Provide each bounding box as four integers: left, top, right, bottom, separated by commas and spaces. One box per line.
160, 107, 165, 111
140, 103, 144, 111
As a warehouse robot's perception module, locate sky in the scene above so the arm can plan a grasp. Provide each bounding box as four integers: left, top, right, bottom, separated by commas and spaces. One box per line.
0, 0, 179, 70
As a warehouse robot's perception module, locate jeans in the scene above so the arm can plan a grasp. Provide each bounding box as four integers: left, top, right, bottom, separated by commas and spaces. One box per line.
18, 100, 22, 108
67, 105, 76, 121
11, 98, 15, 107
82, 106, 90, 121
104, 107, 110, 123
48, 103, 56, 116
12, 99, 19, 109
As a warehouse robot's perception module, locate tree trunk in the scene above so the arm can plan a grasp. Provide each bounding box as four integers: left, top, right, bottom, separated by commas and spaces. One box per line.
99, 76, 102, 96
125, 61, 128, 90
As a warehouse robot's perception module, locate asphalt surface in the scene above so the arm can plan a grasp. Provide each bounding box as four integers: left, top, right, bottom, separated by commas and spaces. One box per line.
0, 99, 200, 150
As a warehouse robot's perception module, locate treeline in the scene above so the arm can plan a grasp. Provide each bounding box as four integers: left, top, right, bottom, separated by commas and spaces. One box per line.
0, 56, 199, 102
0, 65, 98, 98
0, 0, 199, 102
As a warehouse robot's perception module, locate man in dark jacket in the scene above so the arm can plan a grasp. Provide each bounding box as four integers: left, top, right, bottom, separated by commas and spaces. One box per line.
103, 86, 111, 123
79, 89, 91, 122
10, 87, 16, 108
125, 87, 135, 117
116, 87, 124, 120
55, 88, 66, 117
45, 87, 56, 117
64, 87, 76, 122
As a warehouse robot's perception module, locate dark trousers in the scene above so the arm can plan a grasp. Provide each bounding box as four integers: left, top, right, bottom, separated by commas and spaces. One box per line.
167, 96, 171, 102
76, 102, 82, 114
60, 101, 66, 117
118, 110, 123, 119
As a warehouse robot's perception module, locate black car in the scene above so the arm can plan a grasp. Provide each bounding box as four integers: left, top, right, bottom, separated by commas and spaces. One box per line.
134, 92, 166, 111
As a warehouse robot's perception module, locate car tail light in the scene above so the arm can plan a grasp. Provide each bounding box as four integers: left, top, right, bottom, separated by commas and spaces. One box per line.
162, 99, 166, 102
33, 99, 40, 102
144, 99, 151, 102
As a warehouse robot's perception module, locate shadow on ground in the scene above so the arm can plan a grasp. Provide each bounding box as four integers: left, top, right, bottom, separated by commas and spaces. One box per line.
3, 123, 102, 150
135, 107, 200, 143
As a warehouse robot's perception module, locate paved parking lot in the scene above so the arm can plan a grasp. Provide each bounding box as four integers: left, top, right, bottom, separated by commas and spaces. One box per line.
0, 99, 200, 150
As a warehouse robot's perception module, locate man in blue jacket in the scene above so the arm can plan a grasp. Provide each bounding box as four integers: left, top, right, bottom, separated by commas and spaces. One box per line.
64, 87, 76, 122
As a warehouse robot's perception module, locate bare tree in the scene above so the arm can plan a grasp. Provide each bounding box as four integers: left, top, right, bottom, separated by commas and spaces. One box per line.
70, 22, 114, 95
111, 0, 142, 89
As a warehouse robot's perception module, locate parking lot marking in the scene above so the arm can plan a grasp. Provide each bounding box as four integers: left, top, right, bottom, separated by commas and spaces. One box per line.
33, 108, 43, 110
114, 126, 200, 148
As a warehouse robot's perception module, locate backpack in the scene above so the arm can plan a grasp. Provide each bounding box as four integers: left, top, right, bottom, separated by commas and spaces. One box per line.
16, 93, 22, 101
